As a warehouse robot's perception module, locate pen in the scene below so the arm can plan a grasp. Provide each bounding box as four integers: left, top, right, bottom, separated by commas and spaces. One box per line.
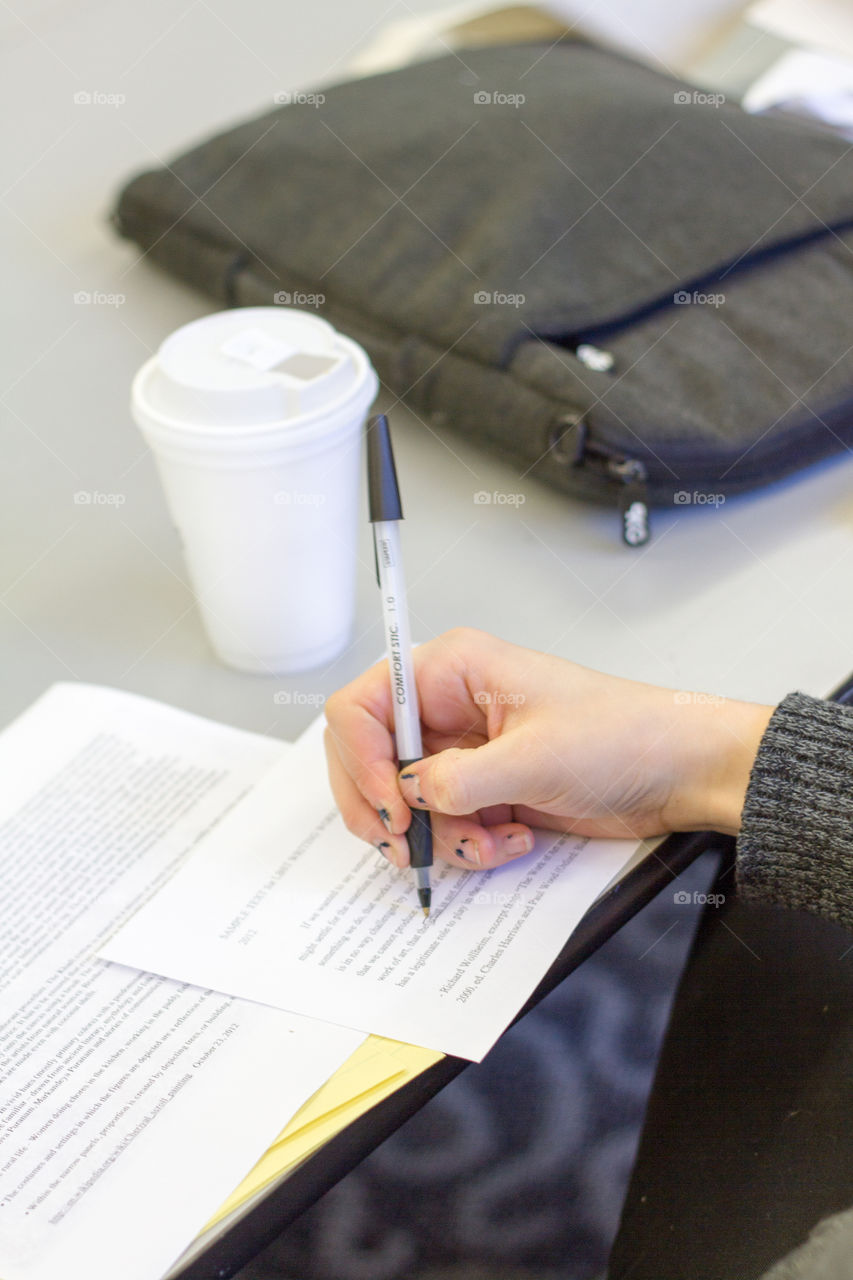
366, 413, 433, 917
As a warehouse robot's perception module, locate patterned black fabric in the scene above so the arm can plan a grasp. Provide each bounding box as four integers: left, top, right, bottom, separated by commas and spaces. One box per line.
236, 854, 718, 1280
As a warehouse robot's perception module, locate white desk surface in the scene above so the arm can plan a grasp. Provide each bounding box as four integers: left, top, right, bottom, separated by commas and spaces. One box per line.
3, 0, 851, 745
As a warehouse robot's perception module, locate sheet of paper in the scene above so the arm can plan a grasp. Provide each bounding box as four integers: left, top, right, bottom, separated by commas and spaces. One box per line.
0, 685, 362, 1280
104, 718, 641, 1062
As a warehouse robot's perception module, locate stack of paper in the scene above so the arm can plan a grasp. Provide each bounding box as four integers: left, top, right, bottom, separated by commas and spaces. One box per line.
0, 683, 641, 1280
0, 686, 362, 1280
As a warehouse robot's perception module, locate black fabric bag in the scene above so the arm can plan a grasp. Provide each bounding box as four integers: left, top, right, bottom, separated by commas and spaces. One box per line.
113, 39, 853, 544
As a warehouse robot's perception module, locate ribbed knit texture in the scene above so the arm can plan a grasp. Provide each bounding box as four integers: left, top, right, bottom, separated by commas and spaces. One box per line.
736, 691, 853, 932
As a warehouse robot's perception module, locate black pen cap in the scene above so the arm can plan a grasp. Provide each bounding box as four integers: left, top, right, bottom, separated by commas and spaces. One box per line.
367, 414, 403, 523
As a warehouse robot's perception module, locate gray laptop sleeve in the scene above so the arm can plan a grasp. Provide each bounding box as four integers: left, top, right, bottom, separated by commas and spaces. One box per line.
113, 39, 853, 543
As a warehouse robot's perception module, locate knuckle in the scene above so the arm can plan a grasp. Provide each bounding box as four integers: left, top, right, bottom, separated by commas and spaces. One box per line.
443, 625, 488, 651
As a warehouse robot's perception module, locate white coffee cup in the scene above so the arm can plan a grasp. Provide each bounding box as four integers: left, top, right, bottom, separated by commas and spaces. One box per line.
131, 307, 378, 674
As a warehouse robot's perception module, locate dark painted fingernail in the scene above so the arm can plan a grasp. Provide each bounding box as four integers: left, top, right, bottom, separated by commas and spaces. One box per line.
456, 841, 480, 866
377, 806, 392, 831
416, 795, 426, 805
376, 841, 396, 866
400, 772, 416, 779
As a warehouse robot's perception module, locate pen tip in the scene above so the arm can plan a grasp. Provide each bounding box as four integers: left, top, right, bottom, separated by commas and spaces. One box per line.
422, 907, 430, 918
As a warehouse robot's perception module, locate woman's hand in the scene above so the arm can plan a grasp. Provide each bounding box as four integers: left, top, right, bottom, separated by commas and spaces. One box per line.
324, 627, 773, 871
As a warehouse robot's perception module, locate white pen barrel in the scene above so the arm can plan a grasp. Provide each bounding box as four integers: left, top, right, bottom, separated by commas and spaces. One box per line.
374, 520, 423, 763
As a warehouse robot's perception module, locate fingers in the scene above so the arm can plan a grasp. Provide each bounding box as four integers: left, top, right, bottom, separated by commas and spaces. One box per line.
324, 682, 412, 837
324, 729, 411, 868
397, 736, 538, 816
431, 814, 534, 870
324, 630, 546, 874
325, 729, 535, 872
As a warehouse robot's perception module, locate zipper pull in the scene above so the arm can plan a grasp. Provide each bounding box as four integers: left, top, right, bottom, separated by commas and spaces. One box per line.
546, 415, 650, 546
613, 460, 650, 547
576, 343, 614, 373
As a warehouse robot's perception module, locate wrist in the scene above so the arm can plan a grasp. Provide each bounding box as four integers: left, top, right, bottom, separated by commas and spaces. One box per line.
662, 695, 774, 835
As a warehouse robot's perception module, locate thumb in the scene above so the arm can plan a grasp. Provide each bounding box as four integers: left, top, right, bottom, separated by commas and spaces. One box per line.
398, 734, 539, 815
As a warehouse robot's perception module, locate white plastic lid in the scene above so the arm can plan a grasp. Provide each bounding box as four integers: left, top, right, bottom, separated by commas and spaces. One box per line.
143, 307, 362, 429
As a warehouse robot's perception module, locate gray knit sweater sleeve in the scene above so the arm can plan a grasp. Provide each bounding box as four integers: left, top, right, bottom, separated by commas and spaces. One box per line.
736, 693, 853, 1280
736, 690, 853, 933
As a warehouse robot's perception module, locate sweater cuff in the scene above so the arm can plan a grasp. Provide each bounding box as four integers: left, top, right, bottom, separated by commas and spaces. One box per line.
736, 691, 853, 930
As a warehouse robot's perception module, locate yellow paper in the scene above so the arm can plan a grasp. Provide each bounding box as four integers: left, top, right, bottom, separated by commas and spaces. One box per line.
203, 1035, 443, 1231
